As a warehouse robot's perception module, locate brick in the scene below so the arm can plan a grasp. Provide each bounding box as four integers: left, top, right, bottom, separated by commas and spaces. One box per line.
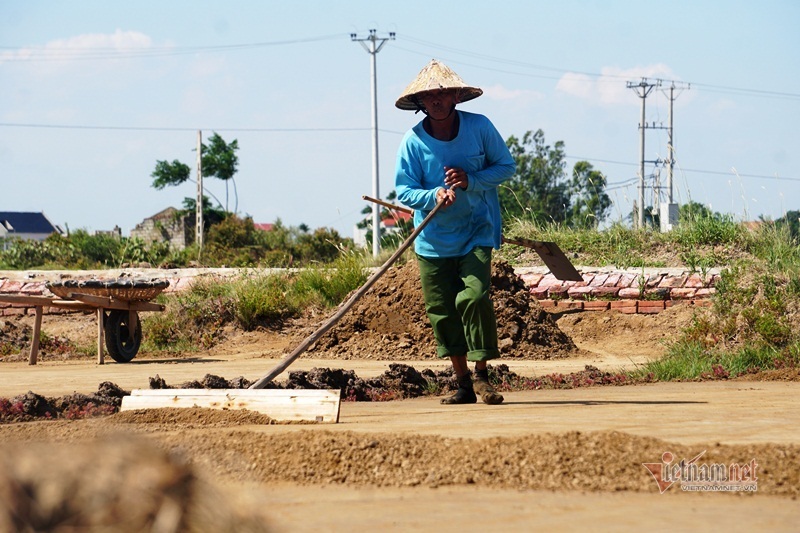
559, 300, 584, 311
530, 287, 549, 299
588, 273, 609, 287
567, 286, 594, 300
618, 273, 638, 288
603, 273, 622, 287
618, 287, 641, 299
579, 273, 595, 285
638, 300, 665, 309
658, 275, 687, 288
670, 288, 697, 300
645, 274, 665, 289
548, 286, 569, 299
610, 300, 637, 311
3, 307, 27, 316
1, 281, 25, 293
537, 274, 562, 288
590, 286, 620, 298
20, 282, 45, 295
583, 300, 610, 311
684, 273, 708, 288
538, 299, 557, 309
695, 288, 716, 298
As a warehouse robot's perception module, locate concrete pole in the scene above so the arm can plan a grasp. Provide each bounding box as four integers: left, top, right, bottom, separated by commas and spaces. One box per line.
369, 37, 380, 258
352, 30, 394, 258
196, 130, 203, 250
667, 84, 674, 203
638, 94, 646, 229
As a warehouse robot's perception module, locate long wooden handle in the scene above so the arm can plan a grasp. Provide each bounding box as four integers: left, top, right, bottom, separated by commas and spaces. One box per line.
362, 195, 414, 215
249, 199, 445, 389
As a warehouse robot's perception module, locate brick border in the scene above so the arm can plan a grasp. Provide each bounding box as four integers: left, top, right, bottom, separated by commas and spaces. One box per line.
1, 268, 716, 316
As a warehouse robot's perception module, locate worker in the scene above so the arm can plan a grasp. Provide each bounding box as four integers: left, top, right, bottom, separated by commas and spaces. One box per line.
394, 59, 516, 405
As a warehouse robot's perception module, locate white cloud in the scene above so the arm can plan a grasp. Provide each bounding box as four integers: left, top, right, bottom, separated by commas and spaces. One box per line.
556, 64, 679, 106
482, 83, 544, 104
0, 29, 154, 68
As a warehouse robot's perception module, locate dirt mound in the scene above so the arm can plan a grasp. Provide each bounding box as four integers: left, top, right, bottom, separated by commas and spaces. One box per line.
6, 426, 786, 497
113, 407, 275, 427
0, 436, 271, 532
306, 259, 576, 360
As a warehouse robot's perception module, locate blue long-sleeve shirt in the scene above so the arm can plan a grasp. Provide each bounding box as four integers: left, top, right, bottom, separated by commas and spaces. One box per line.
395, 110, 516, 258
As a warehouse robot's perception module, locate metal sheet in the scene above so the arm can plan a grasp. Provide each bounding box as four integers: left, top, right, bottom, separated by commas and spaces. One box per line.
503, 238, 583, 281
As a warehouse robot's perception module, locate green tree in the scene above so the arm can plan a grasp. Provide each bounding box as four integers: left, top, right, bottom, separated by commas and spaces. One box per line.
150, 132, 240, 213
502, 130, 570, 223
568, 161, 612, 228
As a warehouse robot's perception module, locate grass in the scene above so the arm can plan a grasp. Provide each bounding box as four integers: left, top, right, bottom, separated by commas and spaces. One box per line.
142, 251, 370, 351
140, 214, 798, 381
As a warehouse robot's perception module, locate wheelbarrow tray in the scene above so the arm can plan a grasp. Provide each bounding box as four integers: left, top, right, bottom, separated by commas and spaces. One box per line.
47, 278, 170, 302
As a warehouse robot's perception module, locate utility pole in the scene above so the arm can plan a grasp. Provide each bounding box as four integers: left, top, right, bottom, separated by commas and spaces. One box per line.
627, 78, 660, 229
196, 130, 204, 250
662, 82, 690, 204
351, 29, 395, 258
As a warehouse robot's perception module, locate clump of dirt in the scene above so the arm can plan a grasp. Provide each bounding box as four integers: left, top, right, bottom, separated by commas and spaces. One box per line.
305, 259, 576, 360
0, 382, 128, 423
0, 436, 272, 532
149, 373, 252, 390
145, 362, 646, 404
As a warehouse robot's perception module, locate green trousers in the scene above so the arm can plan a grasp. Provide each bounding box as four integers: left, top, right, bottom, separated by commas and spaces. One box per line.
417, 247, 500, 362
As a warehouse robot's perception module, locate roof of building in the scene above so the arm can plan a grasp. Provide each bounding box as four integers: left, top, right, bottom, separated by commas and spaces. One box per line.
382, 210, 412, 228
0, 212, 61, 235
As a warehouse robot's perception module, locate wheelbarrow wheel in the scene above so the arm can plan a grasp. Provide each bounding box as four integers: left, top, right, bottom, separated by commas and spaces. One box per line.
105, 309, 142, 363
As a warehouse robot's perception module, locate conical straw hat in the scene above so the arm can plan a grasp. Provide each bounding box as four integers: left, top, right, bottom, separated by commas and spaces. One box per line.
395, 59, 483, 111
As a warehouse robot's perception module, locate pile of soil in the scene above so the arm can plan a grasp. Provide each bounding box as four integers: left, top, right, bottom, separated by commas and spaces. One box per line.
0, 382, 128, 423
305, 259, 577, 360
0, 436, 271, 532
3, 423, 796, 497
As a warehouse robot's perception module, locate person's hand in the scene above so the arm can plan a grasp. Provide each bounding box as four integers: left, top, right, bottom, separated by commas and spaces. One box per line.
436, 186, 457, 208
444, 166, 468, 190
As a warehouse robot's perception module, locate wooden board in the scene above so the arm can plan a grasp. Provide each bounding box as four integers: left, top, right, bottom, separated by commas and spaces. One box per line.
121, 389, 341, 423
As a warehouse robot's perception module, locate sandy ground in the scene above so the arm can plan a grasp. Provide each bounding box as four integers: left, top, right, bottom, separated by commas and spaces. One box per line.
1, 304, 799, 531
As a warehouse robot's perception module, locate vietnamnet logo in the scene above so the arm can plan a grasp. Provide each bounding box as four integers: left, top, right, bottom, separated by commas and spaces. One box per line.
643, 451, 759, 493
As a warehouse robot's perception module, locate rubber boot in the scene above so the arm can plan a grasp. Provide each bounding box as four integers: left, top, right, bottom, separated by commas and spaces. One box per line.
474, 368, 504, 405
440, 372, 477, 405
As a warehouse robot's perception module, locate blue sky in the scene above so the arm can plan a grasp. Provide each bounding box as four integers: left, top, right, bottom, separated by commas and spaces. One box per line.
1, 0, 798, 239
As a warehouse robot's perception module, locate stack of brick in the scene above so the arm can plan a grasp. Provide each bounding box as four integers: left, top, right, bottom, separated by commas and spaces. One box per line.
518, 268, 717, 314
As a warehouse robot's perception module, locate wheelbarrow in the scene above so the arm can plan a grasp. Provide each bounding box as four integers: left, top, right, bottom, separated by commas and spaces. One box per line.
0, 278, 169, 365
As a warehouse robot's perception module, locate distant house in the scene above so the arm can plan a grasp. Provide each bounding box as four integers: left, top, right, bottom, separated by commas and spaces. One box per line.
254, 223, 275, 232
353, 210, 413, 247
0, 211, 64, 249
129, 207, 193, 250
